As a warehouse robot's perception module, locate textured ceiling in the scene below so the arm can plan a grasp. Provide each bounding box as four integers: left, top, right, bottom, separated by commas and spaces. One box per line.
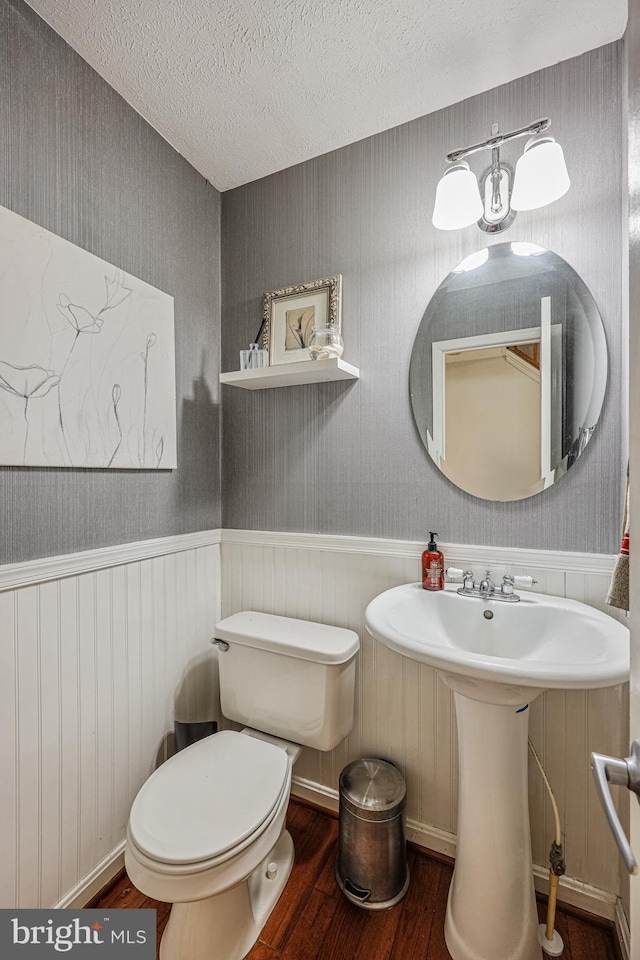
25, 0, 627, 191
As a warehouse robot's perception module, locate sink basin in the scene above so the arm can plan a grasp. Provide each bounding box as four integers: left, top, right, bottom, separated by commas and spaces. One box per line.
365, 582, 629, 694
365, 581, 629, 960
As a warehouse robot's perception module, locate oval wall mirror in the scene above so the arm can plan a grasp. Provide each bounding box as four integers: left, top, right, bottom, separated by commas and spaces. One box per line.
409, 242, 607, 501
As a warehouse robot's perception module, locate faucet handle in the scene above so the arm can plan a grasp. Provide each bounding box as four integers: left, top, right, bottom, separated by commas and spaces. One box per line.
501, 574, 538, 595
462, 570, 476, 589
513, 575, 538, 588
445, 566, 465, 580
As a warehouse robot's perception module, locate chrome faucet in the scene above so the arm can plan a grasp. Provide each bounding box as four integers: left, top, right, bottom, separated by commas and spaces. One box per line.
452, 568, 538, 603
479, 570, 496, 595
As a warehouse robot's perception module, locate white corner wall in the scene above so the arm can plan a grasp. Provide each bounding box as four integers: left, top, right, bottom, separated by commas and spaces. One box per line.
0, 531, 221, 909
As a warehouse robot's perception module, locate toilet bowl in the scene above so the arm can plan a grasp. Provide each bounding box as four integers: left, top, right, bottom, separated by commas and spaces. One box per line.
125, 730, 296, 960
125, 611, 360, 960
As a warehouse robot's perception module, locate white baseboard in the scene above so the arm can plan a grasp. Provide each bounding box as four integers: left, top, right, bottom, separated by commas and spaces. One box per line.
292, 776, 340, 812
615, 898, 631, 960
531, 866, 617, 921
292, 776, 622, 924
54, 842, 125, 909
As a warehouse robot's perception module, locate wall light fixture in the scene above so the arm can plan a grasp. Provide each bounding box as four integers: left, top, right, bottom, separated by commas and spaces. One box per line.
432, 118, 570, 233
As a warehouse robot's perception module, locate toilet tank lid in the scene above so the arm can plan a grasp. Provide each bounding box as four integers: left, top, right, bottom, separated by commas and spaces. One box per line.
214, 611, 359, 664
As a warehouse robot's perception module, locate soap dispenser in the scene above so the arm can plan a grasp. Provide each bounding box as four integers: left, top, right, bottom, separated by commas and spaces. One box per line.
422, 532, 444, 591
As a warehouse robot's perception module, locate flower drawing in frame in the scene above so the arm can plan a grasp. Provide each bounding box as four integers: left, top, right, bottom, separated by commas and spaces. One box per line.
261, 275, 342, 365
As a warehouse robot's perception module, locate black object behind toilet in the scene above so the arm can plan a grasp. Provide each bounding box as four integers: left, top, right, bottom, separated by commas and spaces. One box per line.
174, 720, 218, 752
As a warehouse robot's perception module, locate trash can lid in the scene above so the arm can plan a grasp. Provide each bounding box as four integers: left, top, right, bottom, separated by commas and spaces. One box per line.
339, 758, 406, 821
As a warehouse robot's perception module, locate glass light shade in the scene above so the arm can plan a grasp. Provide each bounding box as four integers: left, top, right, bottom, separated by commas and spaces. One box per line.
432, 163, 483, 230
510, 136, 570, 211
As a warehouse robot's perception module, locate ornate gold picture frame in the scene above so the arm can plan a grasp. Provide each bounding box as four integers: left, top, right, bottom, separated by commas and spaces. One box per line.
261, 274, 342, 365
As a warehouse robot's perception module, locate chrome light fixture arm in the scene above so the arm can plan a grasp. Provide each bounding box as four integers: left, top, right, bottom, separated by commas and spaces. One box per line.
446, 118, 551, 164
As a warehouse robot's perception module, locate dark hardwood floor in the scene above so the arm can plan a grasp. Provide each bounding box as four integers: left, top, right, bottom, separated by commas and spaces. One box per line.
95, 799, 621, 960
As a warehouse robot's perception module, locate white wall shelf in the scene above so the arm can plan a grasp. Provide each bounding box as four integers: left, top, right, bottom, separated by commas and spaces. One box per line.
219, 357, 359, 390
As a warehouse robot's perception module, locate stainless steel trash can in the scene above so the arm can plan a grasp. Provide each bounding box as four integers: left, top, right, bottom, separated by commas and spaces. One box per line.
336, 758, 409, 909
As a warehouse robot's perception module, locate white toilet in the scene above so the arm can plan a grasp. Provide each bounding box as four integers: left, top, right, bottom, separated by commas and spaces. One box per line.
125, 610, 359, 960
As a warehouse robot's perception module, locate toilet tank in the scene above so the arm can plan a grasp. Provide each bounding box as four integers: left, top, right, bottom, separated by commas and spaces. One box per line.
214, 611, 359, 752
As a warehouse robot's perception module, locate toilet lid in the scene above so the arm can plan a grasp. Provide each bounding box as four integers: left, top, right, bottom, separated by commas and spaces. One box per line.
128, 731, 289, 865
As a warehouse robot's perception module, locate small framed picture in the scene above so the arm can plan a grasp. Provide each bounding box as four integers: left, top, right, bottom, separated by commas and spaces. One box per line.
261, 275, 342, 365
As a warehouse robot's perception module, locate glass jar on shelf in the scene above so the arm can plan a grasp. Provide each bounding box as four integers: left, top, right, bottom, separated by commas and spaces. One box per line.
308, 324, 344, 360
239, 342, 268, 370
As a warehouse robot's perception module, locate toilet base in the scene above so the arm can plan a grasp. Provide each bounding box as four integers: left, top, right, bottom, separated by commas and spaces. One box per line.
159, 829, 295, 960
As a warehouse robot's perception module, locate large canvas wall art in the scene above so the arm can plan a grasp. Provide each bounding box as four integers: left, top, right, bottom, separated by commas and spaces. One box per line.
0, 205, 176, 468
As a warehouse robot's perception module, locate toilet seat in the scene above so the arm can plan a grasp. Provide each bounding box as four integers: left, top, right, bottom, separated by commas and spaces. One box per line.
128, 731, 289, 868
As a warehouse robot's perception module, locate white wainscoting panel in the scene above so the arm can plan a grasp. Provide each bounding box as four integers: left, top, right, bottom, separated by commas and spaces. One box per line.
221, 531, 629, 904
0, 527, 628, 915
0, 531, 221, 909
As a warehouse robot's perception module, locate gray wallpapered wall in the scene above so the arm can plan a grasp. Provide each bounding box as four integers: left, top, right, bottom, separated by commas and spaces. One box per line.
0, 1, 626, 562
0, 0, 222, 564
221, 42, 626, 553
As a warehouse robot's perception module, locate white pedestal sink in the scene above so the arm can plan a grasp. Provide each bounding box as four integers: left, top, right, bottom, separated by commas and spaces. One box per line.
365, 583, 629, 960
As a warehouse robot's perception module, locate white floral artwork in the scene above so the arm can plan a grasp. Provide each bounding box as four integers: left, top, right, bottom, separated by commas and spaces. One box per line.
0, 204, 176, 468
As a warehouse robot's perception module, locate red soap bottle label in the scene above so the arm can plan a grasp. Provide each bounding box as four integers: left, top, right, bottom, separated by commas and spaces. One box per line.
422, 552, 444, 591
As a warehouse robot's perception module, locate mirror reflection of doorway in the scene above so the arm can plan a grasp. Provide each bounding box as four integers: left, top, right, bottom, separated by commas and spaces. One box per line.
442, 343, 544, 500
429, 304, 563, 501
410, 244, 605, 502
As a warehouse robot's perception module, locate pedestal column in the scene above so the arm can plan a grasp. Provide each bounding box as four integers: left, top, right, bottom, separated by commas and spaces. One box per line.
444, 692, 541, 960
